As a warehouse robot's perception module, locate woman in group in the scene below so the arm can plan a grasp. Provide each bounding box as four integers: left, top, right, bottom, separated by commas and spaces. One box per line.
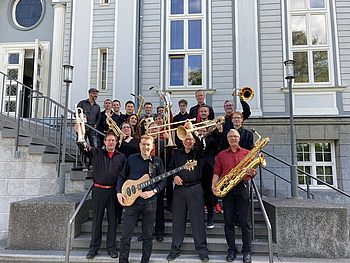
118, 121, 141, 158
127, 114, 142, 139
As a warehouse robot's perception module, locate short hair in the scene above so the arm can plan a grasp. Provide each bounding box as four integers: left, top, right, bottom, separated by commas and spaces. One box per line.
224, 100, 233, 105
200, 104, 209, 110
144, 102, 153, 107
195, 89, 205, 95
104, 131, 118, 140
104, 98, 112, 103
178, 99, 188, 106
233, 111, 244, 119
125, 100, 135, 107
141, 135, 154, 143
227, 129, 240, 138
113, 99, 121, 104
157, 106, 164, 111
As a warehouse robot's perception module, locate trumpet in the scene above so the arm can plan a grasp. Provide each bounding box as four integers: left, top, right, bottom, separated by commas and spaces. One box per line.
176, 116, 225, 141
232, 87, 254, 101
75, 106, 86, 143
147, 118, 196, 136
105, 113, 125, 138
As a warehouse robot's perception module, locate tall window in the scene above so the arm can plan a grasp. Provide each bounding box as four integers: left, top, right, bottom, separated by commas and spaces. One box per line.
297, 141, 337, 187
98, 48, 108, 91
168, 0, 205, 89
288, 0, 333, 86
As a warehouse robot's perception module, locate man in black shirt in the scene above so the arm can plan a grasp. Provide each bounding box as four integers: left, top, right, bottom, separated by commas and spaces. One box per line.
167, 132, 209, 262
189, 90, 215, 122
77, 88, 101, 147
117, 135, 166, 263
80, 132, 126, 259
173, 99, 192, 148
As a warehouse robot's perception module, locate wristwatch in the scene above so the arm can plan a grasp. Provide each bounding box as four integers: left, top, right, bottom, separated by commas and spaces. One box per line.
153, 188, 158, 194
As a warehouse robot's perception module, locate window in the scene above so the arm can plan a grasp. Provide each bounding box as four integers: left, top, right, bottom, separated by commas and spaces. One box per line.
288, 0, 333, 86
297, 141, 337, 187
11, 0, 44, 30
98, 49, 108, 91
167, 0, 205, 89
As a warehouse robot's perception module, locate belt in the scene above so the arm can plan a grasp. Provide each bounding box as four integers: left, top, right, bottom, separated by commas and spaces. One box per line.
181, 181, 200, 187
94, 183, 115, 189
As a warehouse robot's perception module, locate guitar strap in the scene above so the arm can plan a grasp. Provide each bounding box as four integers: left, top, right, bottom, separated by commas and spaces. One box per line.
148, 158, 154, 177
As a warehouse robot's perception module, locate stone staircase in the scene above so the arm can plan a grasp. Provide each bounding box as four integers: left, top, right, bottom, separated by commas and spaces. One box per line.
70, 200, 277, 256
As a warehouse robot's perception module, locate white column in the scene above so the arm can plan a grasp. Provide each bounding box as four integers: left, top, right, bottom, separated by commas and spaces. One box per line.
50, 2, 67, 103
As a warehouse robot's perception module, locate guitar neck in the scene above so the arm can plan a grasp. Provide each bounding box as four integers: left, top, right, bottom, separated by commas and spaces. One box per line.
139, 165, 187, 189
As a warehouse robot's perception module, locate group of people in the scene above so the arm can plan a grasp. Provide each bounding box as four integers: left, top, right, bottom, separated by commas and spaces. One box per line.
76, 88, 256, 263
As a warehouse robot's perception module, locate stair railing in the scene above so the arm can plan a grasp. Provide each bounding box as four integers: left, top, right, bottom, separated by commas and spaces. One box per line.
251, 179, 274, 263
260, 150, 350, 199
65, 183, 94, 263
0, 71, 104, 166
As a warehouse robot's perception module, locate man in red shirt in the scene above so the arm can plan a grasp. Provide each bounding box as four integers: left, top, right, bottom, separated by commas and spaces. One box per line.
212, 129, 255, 263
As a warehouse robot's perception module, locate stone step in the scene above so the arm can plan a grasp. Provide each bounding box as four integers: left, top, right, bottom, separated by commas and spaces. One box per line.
72, 234, 276, 254
80, 220, 269, 237
87, 209, 266, 223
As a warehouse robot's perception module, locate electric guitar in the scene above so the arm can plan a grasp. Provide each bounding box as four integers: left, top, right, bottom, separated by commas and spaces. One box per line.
121, 160, 197, 206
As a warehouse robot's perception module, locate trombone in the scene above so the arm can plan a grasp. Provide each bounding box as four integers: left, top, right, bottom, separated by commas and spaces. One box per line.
147, 118, 196, 137
176, 116, 225, 141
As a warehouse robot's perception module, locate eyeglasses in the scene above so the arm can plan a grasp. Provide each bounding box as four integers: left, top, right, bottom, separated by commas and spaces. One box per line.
122, 126, 131, 129
233, 116, 242, 119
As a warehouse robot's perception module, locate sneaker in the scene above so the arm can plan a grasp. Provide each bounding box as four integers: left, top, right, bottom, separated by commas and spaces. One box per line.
167, 251, 180, 261
206, 223, 214, 229
214, 203, 223, 214
226, 251, 237, 262
243, 252, 252, 263
107, 250, 118, 258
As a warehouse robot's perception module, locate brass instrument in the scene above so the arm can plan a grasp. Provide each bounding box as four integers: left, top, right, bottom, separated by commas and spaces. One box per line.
140, 117, 154, 134
232, 87, 254, 101
213, 129, 270, 197
131, 93, 144, 119
147, 118, 196, 136
176, 116, 225, 141
75, 106, 86, 143
105, 113, 125, 137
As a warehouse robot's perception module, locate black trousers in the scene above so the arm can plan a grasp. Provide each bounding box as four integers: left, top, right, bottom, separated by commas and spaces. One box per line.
90, 187, 117, 252
166, 177, 173, 209
200, 161, 215, 224
155, 190, 165, 236
222, 182, 251, 253
119, 200, 157, 263
170, 183, 208, 257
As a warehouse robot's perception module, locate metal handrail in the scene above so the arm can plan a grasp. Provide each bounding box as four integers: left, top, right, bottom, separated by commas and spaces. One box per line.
65, 183, 94, 263
261, 150, 350, 199
0, 71, 104, 162
251, 179, 274, 263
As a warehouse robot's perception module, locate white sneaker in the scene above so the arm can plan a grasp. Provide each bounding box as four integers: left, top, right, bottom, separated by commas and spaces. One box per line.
207, 223, 214, 229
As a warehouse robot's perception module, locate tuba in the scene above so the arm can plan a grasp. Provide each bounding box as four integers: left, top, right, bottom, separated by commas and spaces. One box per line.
75, 106, 86, 143
213, 129, 269, 197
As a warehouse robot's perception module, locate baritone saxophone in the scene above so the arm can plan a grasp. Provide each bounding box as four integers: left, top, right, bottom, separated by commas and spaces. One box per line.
213, 129, 269, 197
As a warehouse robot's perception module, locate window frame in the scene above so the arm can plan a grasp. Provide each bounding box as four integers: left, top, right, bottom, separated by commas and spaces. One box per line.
10, 0, 45, 31
296, 140, 337, 189
287, 0, 334, 88
97, 48, 108, 91
166, 0, 207, 91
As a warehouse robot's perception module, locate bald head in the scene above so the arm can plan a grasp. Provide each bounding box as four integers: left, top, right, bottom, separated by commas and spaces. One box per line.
227, 129, 240, 138
227, 129, 240, 149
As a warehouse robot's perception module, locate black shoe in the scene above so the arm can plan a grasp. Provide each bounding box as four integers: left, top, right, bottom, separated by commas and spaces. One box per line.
156, 235, 164, 242
137, 235, 144, 241
243, 252, 252, 263
167, 251, 180, 261
86, 250, 98, 259
226, 251, 237, 262
200, 255, 209, 262
108, 250, 118, 258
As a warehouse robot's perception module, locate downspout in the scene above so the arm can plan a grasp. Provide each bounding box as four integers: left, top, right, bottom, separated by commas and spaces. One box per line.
135, 0, 142, 102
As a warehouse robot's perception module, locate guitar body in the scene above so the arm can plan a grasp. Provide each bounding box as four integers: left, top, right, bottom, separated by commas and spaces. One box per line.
121, 174, 150, 206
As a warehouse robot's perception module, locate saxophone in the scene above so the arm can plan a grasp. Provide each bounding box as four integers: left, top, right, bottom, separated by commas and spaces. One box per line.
75, 106, 86, 143
105, 113, 125, 137
213, 129, 270, 197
